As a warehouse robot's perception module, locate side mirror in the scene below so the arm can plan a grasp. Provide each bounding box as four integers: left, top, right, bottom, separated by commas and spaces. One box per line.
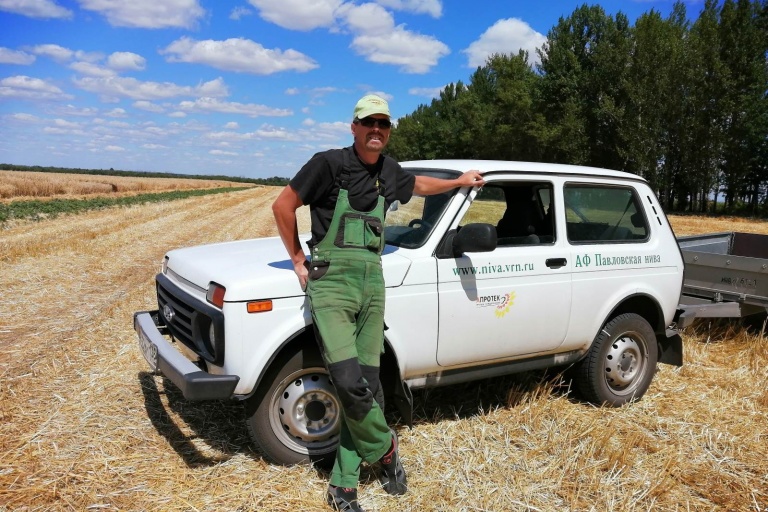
437, 223, 497, 258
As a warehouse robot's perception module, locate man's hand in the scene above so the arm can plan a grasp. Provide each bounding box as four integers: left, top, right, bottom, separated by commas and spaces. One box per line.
272, 184, 310, 291
458, 170, 485, 188
295, 259, 310, 291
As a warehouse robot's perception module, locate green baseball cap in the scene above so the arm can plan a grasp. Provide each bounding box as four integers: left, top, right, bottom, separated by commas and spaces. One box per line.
353, 94, 390, 120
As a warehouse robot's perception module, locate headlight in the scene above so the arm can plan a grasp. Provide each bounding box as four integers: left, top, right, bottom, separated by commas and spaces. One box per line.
208, 322, 216, 345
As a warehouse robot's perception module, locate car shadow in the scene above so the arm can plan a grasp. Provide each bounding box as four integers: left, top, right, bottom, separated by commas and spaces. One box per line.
138, 368, 573, 469
406, 369, 573, 426
138, 372, 255, 468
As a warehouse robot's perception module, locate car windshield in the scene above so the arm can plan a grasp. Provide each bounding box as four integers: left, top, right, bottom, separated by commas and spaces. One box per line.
384, 168, 461, 249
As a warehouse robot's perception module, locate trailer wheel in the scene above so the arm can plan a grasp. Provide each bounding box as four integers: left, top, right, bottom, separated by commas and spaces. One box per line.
244, 347, 339, 465
573, 313, 658, 406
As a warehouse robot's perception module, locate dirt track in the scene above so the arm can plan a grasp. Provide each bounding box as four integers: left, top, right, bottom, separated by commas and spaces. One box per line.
1, 188, 766, 511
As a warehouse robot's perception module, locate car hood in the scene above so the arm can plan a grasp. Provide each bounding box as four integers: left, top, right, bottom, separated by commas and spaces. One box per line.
164, 236, 414, 301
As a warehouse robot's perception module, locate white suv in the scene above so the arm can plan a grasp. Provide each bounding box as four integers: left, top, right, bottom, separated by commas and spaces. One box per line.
134, 160, 685, 465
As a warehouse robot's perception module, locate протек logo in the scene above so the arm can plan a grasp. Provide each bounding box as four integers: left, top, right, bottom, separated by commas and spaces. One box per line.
476, 291, 515, 318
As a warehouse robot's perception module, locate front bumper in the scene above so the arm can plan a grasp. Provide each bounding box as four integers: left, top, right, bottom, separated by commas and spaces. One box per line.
134, 310, 239, 401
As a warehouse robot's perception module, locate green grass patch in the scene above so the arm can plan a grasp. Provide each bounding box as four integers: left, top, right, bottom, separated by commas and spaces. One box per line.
0, 186, 250, 225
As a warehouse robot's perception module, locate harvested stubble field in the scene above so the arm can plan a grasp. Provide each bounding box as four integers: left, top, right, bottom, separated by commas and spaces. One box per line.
1, 186, 767, 512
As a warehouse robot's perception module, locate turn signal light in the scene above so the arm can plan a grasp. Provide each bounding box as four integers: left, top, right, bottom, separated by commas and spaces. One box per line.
247, 300, 273, 313
206, 282, 226, 308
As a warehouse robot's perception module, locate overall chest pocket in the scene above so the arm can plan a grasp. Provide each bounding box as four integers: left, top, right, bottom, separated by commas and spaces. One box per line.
335, 213, 383, 251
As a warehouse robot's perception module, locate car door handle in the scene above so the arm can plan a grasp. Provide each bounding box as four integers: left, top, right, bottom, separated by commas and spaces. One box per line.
546, 258, 567, 269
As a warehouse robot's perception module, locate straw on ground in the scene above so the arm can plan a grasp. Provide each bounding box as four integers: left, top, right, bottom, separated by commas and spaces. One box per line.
1, 187, 766, 511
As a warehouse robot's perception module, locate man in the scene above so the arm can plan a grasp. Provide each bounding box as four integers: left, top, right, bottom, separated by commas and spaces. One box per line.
272, 94, 484, 511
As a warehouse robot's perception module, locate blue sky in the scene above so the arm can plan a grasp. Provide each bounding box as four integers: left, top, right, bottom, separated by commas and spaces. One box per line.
0, 0, 702, 179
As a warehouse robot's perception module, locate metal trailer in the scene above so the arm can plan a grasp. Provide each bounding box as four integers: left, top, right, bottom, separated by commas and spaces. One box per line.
676, 231, 768, 328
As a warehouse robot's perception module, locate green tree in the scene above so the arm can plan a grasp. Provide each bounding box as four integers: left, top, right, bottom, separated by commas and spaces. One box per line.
537, 4, 632, 169
718, 0, 768, 213
622, 4, 689, 205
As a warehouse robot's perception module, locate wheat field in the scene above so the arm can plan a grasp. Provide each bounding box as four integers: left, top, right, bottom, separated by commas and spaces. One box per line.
1, 187, 766, 511
0, 171, 253, 201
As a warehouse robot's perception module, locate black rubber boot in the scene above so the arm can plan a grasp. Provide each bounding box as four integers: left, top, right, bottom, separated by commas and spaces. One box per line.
327, 485, 365, 512
378, 428, 407, 495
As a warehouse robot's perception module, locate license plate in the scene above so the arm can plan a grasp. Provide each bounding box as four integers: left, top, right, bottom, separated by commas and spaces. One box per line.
138, 330, 159, 373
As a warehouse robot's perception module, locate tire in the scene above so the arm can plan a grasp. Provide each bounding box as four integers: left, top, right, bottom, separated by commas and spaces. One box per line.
244, 347, 340, 465
573, 313, 658, 406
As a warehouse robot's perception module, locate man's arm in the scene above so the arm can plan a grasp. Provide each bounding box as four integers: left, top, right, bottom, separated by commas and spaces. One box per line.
413, 170, 485, 195
272, 185, 310, 290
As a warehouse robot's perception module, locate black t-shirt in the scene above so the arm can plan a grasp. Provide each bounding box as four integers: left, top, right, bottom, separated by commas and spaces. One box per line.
290, 146, 416, 246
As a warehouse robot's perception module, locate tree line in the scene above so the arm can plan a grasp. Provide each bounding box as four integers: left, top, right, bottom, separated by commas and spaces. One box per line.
0, 163, 290, 187
387, 0, 768, 215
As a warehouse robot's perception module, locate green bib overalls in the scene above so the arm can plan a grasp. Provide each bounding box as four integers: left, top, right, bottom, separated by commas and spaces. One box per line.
306, 158, 392, 489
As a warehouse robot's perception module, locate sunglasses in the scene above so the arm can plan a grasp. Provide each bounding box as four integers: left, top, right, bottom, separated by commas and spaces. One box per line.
355, 117, 392, 129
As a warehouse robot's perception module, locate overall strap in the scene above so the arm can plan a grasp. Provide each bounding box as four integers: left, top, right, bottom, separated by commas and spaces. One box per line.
339, 149, 352, 190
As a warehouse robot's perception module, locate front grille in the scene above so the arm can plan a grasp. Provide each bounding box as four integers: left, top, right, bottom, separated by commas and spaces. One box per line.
155, 273, 226, 365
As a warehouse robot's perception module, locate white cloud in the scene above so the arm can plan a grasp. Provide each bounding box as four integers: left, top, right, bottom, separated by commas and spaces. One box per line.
210, 149, 238, 156
54, 104, 100, 116
28, 44, 102, 63
408, 86, 443, 98
340, 3, 449, 73
0, 75, 73, 100
0, 0, 73, 19
207, 130, 247, 141
78, 0, 205, 29
224, 121, 239, 129
375, 0, 441, 17
0, 47, 35, 65
142, 143, 167, 149
463, 18, 547, 68
178, 97, 292, 117
351, 29, 449, 73
161, 37, 318, 75
28, 43, 74, 62
105, 108, 127, 117
70, 61, 117, 77
45, 126, 85, 134
169, 111, 187, 118
251, 126, 297, 140
72, 76, 229, 100
133, 100, 165, 113
107, 52, 146, 71
105, 145, 125, 151
53, 118, 82, 128
247, 0, 342, 31
342, 3, 394, 34
241, 1, 446, 73
229, 6, 252, 20
9, 112, 41, 122
44, 118, 87, 135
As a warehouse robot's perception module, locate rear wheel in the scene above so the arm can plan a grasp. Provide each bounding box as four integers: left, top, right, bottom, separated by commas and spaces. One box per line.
244, 347, 340, 465
573, 313, 658, 406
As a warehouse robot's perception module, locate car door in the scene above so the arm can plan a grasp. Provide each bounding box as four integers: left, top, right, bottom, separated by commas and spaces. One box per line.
435, 178, 572, 367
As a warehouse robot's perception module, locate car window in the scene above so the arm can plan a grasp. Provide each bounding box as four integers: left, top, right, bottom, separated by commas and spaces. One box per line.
384, 168, 461, 249
564, 185, 649, 243
459, 182, 555, 246
385, 192, 453, 248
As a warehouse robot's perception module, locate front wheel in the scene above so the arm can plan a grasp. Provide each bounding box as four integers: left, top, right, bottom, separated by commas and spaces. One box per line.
572, 313, 658, 406
244, 347, 340, 465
